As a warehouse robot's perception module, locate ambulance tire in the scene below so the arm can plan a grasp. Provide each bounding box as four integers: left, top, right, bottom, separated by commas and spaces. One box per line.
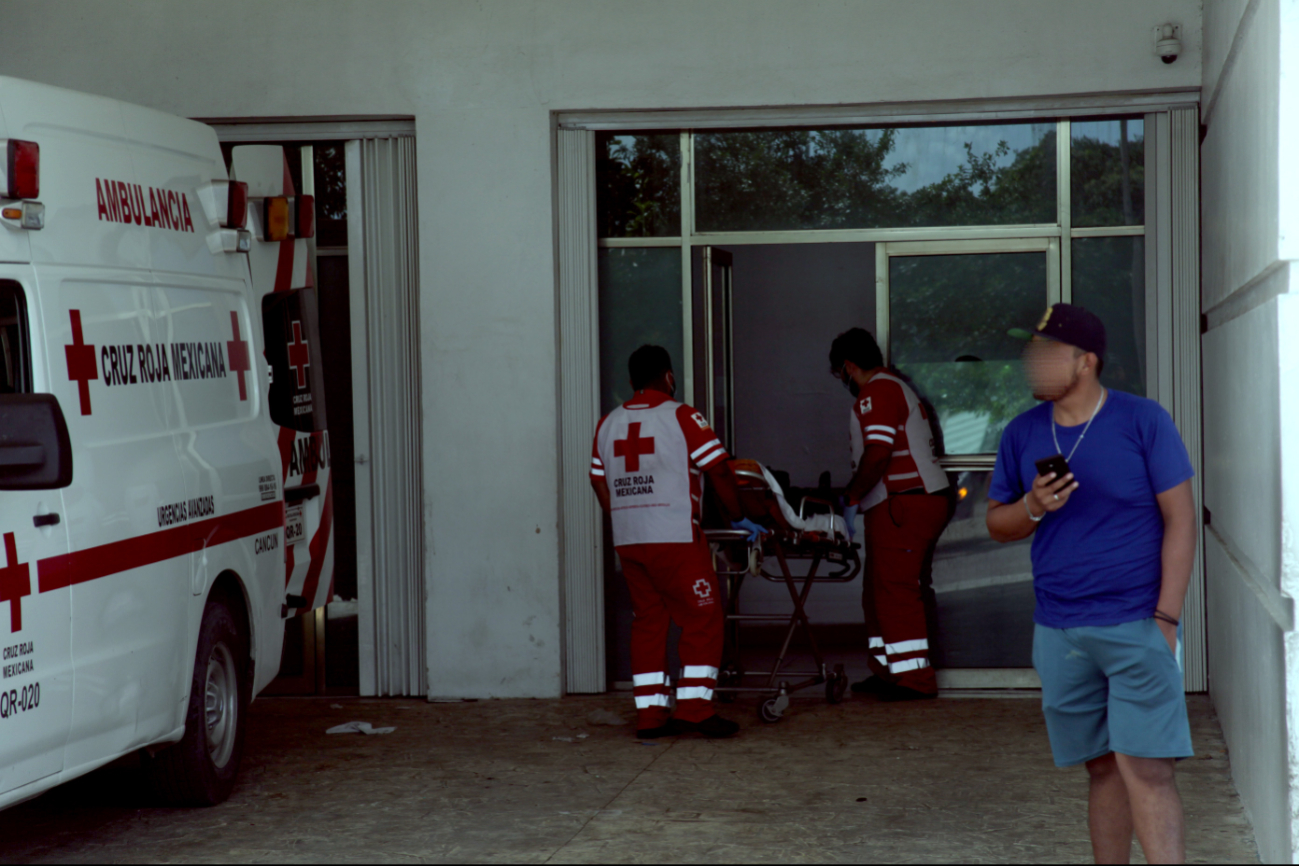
144, 598, 249, 806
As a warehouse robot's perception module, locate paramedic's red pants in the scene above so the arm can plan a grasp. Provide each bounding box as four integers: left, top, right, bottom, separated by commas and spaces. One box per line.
618, 538, 723, 728
862, 494, 950, 695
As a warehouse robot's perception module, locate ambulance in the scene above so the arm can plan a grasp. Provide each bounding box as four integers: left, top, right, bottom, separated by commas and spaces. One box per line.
0, 77, 334, 808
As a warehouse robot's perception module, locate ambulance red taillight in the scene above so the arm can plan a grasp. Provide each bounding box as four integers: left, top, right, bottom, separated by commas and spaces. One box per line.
296, 194, 315, 239
6, 140, 39, 199
225, 181, 249, 230
263, 196, 290, 241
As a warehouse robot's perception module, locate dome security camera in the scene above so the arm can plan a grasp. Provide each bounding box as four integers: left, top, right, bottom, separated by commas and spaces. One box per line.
1154, 23, 1182, 64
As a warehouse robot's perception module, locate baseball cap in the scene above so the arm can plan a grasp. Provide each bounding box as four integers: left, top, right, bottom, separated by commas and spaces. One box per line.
1009, 303, 1107, 358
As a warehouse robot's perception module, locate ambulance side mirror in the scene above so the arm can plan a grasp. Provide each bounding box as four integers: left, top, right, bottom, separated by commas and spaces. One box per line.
0, 393, 73, 489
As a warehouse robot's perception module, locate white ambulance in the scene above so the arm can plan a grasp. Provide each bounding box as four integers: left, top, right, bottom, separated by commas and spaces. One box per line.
0, 77, 334, 808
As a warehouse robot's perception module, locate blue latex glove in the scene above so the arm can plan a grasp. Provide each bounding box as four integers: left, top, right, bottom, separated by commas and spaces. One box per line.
731, 518, 768, 543
841, 502, 859, 541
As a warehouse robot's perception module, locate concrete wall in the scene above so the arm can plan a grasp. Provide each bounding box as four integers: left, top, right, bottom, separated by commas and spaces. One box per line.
0, 1, 1202, 699
1201, 0, 1297, 860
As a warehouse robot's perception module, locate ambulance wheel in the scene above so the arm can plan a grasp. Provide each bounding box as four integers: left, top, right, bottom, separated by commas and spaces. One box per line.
758, 698, 784, 724
144, 598, 249, 806
826, 665, 848, 705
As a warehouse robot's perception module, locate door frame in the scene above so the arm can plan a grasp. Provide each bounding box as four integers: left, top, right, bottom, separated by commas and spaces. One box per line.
556, 96, 1204, 693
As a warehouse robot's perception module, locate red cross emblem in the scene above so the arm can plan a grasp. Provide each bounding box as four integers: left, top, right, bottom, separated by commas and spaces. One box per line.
287, 320, 310, 389
0, 532, 30, 633
64, 309, 98, 415
227, 311, 251, 401
613, 422, 655, 472
287, 321, 309, 389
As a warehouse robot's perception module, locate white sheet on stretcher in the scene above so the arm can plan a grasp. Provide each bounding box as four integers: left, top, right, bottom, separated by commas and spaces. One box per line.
757, 465, 849, 539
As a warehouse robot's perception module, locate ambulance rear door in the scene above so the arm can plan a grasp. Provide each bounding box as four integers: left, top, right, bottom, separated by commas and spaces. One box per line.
232, 145, 335, 628
0, 270, 75, 805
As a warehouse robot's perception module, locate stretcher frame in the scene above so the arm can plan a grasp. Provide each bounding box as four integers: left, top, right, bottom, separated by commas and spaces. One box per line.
706, 460, 862, 722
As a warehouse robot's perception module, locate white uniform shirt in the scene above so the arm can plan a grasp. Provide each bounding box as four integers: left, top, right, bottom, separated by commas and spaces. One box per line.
591, 389, 729, 546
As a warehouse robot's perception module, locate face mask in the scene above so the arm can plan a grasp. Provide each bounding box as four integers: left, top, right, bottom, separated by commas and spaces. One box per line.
839, 364, 859, 398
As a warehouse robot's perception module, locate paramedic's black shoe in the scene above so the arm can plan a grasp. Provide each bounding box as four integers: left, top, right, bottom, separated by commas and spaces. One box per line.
670, 714, 740, 738
636, 724, 676, 739
850, 676, 887, 695
877, 683, 938, 702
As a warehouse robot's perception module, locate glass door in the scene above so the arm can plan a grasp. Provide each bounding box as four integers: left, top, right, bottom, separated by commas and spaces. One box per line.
702, 247, 734, 451
879, 238, 1058, 687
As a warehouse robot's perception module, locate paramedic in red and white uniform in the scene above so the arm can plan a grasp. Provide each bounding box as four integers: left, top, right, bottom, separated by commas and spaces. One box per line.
590, 345, 742, 739
831, 327, 951, 701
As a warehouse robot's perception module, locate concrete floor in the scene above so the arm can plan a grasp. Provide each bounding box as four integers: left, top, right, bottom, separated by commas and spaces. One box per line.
0, 693, 1258, 864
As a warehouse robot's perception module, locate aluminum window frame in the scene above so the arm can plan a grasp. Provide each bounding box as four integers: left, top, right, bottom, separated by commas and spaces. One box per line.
561, 96, 1197, 692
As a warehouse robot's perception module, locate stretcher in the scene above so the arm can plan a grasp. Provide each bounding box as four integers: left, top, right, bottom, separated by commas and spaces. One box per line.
705, 459, 862, 722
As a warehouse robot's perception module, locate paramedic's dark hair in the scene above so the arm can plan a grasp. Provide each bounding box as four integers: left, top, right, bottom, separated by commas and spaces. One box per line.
629, 344, 673, 391
829, 328, 883, 374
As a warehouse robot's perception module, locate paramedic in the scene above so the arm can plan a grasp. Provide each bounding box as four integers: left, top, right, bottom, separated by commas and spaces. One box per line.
590, 345, 742, 739
987, 304, 1195, 864
831, 328, 950, 702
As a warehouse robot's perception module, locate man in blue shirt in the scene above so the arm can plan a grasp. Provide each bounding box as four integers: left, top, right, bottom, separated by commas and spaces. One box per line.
987, 304, 1197, 865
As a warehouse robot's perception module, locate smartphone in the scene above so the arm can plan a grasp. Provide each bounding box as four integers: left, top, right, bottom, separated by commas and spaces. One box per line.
1034, 453, 1071, 481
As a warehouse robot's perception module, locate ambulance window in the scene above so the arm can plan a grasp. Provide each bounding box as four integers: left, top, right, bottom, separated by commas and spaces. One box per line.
0, 282, 31, 394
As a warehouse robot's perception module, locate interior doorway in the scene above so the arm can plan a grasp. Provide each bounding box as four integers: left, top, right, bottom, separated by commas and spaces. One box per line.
214, 141, 361, 696
208, 123, 427, 698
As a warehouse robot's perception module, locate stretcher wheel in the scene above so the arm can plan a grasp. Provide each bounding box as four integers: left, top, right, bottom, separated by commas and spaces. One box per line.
717, 661, 743, 704
826, 664, 848, 705
758, 695, 784, 727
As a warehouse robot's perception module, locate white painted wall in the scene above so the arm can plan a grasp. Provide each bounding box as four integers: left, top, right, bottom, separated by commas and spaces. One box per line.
0, 1, 1202, 700
1201, 0, 1297, 860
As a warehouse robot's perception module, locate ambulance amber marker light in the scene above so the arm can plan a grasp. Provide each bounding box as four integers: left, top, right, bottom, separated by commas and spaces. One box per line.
6, 140, 39, 199
1, 207, 20, 219
264, 196, 289, 241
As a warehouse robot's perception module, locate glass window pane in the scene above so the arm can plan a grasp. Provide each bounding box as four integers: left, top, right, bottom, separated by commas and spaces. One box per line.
1071, 236, 1146, 397
0, 282, 30, 394
312, 143, 348, 247
695, 123, 1057, 232
598, 248, 683, 413
890, 253, 1044, 454
596, 133, 681, 238
1071, 117, 1144, 227
931, 470, 1035, 667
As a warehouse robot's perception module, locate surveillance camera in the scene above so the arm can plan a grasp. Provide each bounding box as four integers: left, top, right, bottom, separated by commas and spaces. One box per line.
1154, 23, 1182, 64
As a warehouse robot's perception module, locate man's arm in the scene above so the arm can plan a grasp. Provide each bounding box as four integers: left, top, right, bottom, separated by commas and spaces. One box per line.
987, 471, 1079, 542
706, 460, 742, 522
590, 476, 611, 515
1154, 479, 1196, 652
844, 444, 891, 505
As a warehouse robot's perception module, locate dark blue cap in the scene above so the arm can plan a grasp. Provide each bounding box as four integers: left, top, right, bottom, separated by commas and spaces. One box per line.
1009, 303, 1107, 358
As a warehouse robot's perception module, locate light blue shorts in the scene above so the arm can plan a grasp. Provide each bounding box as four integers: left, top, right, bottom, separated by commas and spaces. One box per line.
1032, 618, 1193, 767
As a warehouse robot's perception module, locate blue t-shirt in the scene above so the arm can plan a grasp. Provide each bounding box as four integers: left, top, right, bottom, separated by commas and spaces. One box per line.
989, 390, 1194, 628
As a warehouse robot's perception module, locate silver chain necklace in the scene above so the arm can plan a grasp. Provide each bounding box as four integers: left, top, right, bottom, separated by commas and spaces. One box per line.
1052, 388, 1107, 462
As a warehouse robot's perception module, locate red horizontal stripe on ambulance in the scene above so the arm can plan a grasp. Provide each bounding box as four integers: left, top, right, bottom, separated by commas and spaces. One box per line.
36, 501, 285, 593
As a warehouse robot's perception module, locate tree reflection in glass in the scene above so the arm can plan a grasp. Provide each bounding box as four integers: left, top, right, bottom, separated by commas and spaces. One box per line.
695, 123, 1056, 232
596, 133, 681, 238
889, 253, 1045, 454
1071, 118, 1144, 228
